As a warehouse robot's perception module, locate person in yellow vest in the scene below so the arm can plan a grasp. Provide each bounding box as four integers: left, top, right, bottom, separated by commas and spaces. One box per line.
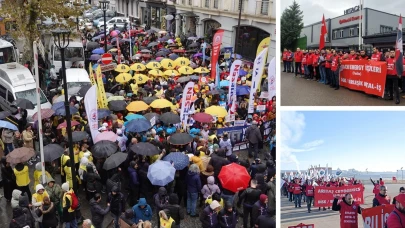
61, 182, 78, 227
78, 143, 90, 163
159, 209, 175, 228
13, 162, 32, 201
64, 162, 74, 189
60, 147, 70, 184
73, 143, 80, 172
130, 81, 139, 95
32, 184, 49, 207
33, 162, 51, 191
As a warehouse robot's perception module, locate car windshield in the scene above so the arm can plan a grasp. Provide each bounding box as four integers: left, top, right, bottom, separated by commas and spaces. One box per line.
0, 47, 16, 64
15, 88, 48, 105
67, 81, 91, 89
54, 47, 84, 61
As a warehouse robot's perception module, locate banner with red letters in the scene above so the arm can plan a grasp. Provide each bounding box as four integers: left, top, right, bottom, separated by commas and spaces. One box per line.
339, 60, 387, 97
314, 185, 364, 207
288, 223, 315, 228
362, 204, 395, 228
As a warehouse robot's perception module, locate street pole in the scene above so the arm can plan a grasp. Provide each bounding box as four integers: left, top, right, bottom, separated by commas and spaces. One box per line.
33, 41, 46, 185
103, 9, 107, 53
234, 0, 242, 59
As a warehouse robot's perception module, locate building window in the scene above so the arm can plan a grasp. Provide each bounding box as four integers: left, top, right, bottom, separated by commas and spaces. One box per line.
182, 0, 185, 4
260, 0, 269, 15
349, 28, 354, 37
205, 0, 209, 7
357, 26, 359, 36
189, 0, 192, 5
214, 0, 218, 8
380, 25, 393, 33
339, 30, 343, 38
333, 30, 337, 39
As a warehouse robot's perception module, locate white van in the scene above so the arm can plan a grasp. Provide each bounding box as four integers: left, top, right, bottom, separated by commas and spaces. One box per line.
0, 39, 19, 64
60, 68, 92, 100
48, 38, 85, 75
0, 63, 52, 119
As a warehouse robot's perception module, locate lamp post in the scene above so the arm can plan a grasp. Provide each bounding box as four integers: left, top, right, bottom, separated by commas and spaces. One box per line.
234, 0, 242, 59
99, 0, 110, 54
51, 28, 77, 192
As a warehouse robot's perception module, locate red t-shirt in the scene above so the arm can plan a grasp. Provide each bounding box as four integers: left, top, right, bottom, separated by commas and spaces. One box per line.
306, 54, 313, 66
371, 52, 382, 61
325, 54, 332, 68
302, 55, 307, 65
295, 51, 303, 62
331, 55, 340, 71
387, 58, 396, 76
282, 51, 289, 61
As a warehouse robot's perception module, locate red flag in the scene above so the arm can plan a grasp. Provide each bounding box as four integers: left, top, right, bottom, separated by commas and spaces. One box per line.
319, 15, 327, 50
210, 29, 224, 80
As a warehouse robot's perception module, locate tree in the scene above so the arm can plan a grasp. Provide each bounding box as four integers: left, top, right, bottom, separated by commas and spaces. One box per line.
280, 0, 304, 50
0, 0, 85, 62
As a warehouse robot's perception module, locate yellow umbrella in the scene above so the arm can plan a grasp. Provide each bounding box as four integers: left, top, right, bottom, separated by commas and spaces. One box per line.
115, 73, 132, 83
130, 63, 146, 71
115, 64, 130, 73
133, 74, 150, 84
126, 101, 149, 112
148, 69, 164, 76
150, 98, 173, 109
205, 105, 228, 118
160, 59, 176, 70
174, 57, 190, 66
194, 67, 210, 74
164, 70, 180, 77
108, 48, 118, 52
107, 96, 125, 102
178, 66, 194, 75
146, 61, 162, 69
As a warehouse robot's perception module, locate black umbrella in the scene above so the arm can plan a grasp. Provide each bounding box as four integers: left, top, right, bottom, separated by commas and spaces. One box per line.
160, 112, 180, 124
176, 76, 191, 83
103, 152, 127, 170
43, 144, 64, 162
155, 51, 167, 57
92, 140, 118, 158
140, 49, 151, 53
108, 100, 127, 111
66, 131, 89, 142
106, 44, 114, 51
146, 29, 156, 34
148, 42, 158, 47
78, 85, 92, 97
130, 142, 160, 156
13, 98, 34, 109
207, 89, 225, 95
168, 133, 193, 145
86, 41, 99, 51
188, 42, 200, 48
143, 112, 160, 122
186, 49, 199, 53
190, 75, 200, 80
143, 97, 156, 105
0, 111, 11, 120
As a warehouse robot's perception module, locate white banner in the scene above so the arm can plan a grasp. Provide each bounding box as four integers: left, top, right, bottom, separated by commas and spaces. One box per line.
180, 81, 195, 130
268, 57, 276, 100
248, 48, 268, 113
227, 60, 242, 120
84, 85, 99, 142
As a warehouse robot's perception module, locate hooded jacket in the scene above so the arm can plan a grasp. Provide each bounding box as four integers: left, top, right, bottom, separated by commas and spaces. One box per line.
128, 166, 139, 187
32, 184, 49, 207
41, 202, 58, 228
218, 203, 238, 228
11, 189, 22, 209
154, 187, 169, 210
186, 170, 202, 193
200, 205, 219, 228
164, 193, 184, 225
132, 198, 152, 224
90, 198, 110, 225
201, 176, 221, 199
252, 199, 268, 225
45, 176, 62, 205
108, 185, 125, 216
85, 164, 100, 192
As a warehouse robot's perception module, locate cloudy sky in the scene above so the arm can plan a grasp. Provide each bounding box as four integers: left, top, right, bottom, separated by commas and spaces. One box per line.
281, 0, 405, 25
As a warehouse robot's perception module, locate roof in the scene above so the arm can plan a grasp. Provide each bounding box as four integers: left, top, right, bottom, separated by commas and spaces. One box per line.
0, 63, 35, 87
65, 68, 90, 82
0, 39, 14, 48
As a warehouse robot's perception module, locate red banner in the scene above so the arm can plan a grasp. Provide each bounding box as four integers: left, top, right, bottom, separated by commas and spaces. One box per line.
210, 29, 224, 80
362, 204, 395, 228
288, 223, 315, 228
314, 185, 364, 207
339, 60, 387, 97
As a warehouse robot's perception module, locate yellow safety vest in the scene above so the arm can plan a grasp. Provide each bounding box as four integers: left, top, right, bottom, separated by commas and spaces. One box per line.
14, 166, 30, 187
160, 217, 175, 228
33, 170, 51, 191
63, 190, 75, 213
32, 191, 49, 204
61, 154, 70, 176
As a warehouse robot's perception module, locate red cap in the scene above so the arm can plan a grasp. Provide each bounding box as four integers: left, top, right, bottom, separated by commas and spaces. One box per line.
260, 194, 268, 203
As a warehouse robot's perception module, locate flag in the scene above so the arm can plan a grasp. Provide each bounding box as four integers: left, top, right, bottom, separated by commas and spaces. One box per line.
228, 60, 241, 120
267, 57, 276, 99
319, 14, 327, 50
396, 15, 403, 77
180, 81, 195, 130
89, 63, 96, 86
210, 29, 224, 80
84, 85, 99, 142
256, 36, 270, 92
215, 63, 220, 89
96, 66, 108, 108
248, 48, 268, 113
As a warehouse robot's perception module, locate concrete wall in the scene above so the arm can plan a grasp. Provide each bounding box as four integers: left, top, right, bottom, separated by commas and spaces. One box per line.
366, 9, 403, 35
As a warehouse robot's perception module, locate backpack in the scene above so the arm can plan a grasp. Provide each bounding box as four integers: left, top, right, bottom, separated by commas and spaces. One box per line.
67, 192, 79, 210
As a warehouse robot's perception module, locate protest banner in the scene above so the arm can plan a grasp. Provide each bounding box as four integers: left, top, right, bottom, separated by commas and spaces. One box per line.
339, 60, 387, 97
314, 185, 364, 207
362, 204, 395, 228
288, 223, 314, 228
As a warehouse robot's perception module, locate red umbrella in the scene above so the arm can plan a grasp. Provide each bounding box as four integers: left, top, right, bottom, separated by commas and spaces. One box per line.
218, 163, 250, 193
173, 49, 185, 53
57, 120, 80, 129
32, 108, 55, 121
192, 112, 213, 123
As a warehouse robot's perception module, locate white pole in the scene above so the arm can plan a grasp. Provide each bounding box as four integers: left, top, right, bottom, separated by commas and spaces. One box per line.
129, 21, 132, 58
359, 0, 362, 49
33, 41, 46, 185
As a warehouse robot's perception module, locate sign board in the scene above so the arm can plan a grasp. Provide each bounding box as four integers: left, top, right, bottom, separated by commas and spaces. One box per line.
362, 204, 395, 228
314, 185, 364, 207
344, 5, 361, 15
100, 63, 118, 72
150, 116, 156, 126
234, 120, 246, 126
101, 53, 113, 65
288, 224, 314, 228
256, 105, 266, 112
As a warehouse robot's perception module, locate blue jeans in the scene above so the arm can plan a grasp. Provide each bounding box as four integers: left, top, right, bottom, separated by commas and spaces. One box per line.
334, 70, 340, 88
294, 194, 302, 207
286, 61, 291, 72
4, 143, 14, 156
65, 218, 78, 228
283, 61, 287, 71
187, 191, 198, 216
319, 66, 326, 83
304, 65, 309, 76
112, 213, 119, 228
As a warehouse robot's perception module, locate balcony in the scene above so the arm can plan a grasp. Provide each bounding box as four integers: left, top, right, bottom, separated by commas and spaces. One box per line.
255, 0, 271, 16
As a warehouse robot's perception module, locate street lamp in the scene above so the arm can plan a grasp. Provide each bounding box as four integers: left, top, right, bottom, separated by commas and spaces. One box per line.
99, 0, 110, 53
51, 28, 77, 192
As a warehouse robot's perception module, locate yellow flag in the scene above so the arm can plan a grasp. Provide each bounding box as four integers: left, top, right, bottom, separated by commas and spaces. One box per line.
256, 36, 271, 91
89, 63, 96, 86
96, 66, 108, 108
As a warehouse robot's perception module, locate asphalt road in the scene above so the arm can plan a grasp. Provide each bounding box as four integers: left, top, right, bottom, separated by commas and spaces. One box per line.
280, 70, 405, 106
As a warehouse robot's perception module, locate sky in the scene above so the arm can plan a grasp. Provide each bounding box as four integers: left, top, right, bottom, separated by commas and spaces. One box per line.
281, 111, 405, 172
280, 0, 405, 25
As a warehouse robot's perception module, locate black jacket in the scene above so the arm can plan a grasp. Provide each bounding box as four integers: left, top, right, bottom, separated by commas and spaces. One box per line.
218, 208, 238, 228
238, 187, 262, 207
41, 203, 58, 228
209, 152, 230, 177
89, 198, 110, 225
164, 194, 184, 225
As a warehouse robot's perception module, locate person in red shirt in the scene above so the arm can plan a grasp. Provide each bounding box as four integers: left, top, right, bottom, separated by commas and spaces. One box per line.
306, 50, 314, 80
305, 180, 315, 213
288, 180, 294, 202
292, 178, 302, 208
301, 51, 308, 78
325, 49, 333, 85
312, 50, 320, 81
371, 47, 383, 61
386, 50, 400, 104
331, 50, 341, 90
282, 48, 288, 72
379, 178, 385, 186
287, 49, 294, 73
358, 50, 369, 60
372, 185, 390, 207
386, 193, 405, 227
294, 48, 303, 77
332, 193, 362, 228
348, 50, 357, 60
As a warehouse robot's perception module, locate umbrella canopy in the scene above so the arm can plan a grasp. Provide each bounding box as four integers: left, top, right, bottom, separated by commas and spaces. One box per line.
130, 142, 160, 156
67, 131, 89, 142
190, 75, 200, 80
126, 101, 149, 112
57, 120, 80, 129
147, 161, 176, 186
168, 133, 193, 145
103, 152, 127, 170
236, 86, 250, 96
115, 73, 132, 84
194, 67, 210, 74
220, 80, 230, 87
92, 48, 105, 54
98, 108, 111, 119
94, 131, 118, 143
107, 96, 125, 102
150, 99, 172, 109
160, 59, 176, 70
172, 49, 186, 53
108, 100, 127, 111
178, 66, 194, 75
176, 76, 190, 83
32, 109, 55, 121
110, 30, 119, 37
86, 41, 99, 51
130, 63, 146, 71
140, 49, 152, 54
169, 54, 179, 60
147, 42, 158, 47
218, 163, 250, 193
125, 118, 151, 133
92, 140, 118, 158
205, 106, 227, 118
78, 85, 92, 97
143, 97, 157, 105
115, 64, 130, 73
133, 74, 150, 84
124, 113, 146, 122
164, 70, 179, 77
0, 120, 18, 131
0, 111, 11, 120
148, 69, 163, 76
162, 152, 189, 170
192, 113, 214, 123
13, 98, 34, 109
143, 113, 160, 122
6, 147, 36, 164
43, 144, 64, 162
55, 106, 78, 116
207, 89, 225, 95
188, 42, 200, 48
174, 57, 190, 66
146, 61, 162, 69
155, 51, 167, 57
160, 112, 181, 124
89, 54, 101, 61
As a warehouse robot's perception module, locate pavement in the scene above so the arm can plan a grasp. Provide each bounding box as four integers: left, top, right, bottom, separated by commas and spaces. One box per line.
280, 70, 405, 106
280, 183, 403, 228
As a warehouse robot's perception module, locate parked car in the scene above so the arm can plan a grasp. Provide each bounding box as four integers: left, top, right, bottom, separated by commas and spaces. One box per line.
98, 17, 129, 30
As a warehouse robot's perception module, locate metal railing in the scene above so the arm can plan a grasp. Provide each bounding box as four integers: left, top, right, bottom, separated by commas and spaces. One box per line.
255, 0, 270, 16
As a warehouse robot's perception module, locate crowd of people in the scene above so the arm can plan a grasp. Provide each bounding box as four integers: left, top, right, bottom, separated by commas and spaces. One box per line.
0, 21, 276, 228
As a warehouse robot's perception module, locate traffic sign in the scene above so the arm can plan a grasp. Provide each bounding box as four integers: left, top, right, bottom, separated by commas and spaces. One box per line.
101, 53, 113, 65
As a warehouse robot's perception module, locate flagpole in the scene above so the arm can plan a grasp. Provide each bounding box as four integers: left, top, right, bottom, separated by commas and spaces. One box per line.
358, 0, 363, 49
